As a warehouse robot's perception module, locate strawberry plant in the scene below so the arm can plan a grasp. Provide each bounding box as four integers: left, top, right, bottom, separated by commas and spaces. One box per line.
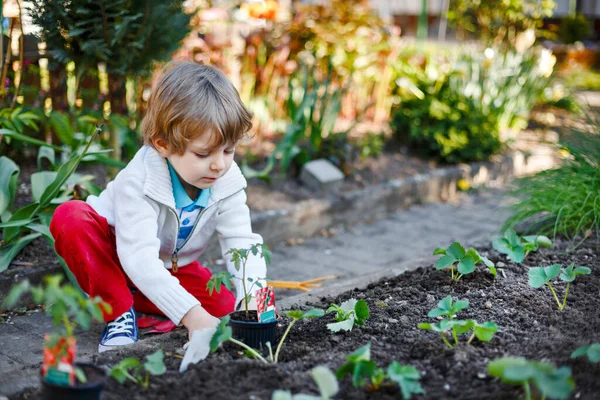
272, 366, 339, 400
206, 243, 271, 318
528, 263, 591, 310
326, 298, 370, 332
571, 343, 600, 363
433, 242, 495, 280
109, 350, 167, 389
210, 309, 324, 364
493, 229, 552, 263
488, 357, 575, 400
418, 295, 498, 348
336, 343, 425, 399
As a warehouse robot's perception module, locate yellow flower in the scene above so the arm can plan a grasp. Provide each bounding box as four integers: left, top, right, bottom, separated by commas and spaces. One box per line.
457, 179, 471, 191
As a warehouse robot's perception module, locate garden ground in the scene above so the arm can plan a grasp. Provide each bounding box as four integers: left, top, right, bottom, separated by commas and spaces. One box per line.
1, 185, 514, 398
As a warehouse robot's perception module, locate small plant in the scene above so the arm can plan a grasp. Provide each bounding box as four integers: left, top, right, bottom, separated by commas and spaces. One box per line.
109, 350, 167, 389
326, 298, 370, 332
336, 343, 425, 399
206, 243, 271, 318
488, 357, 575, 400
272, 365, 339, 400
418, 295, 498, 348
210, 309, 324, 364
493, 229, 552, 263
433, 242, 496, 280
571, 343, 600, 363
2, 275, 110, 386
528, 264, 591, 310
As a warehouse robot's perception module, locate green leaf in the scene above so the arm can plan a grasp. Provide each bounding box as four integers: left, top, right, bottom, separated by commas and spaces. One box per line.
492, 238, 511, 254
2, 280, 31, 308
0, 128, 62, 151
508, 246, 525, 263
457, 257, 476, 275
210, 316, 232, 352
351, 360, 376, 388
387, 362, 425, 400
452, 319, 474, 335
37, 146, 56, 171
345, 343, 371, 363
528, 265, 561, 288
311, 366, 339, 398
534, 366, 574, 400
473, 321, 498, 342
559, 264, 591, 282
571, 343, 600, 363
504, 229, 520, 246
74, 366, 87, 384
432, 247, 446, 255
447, 242, 466, 259
0, 156, 19, 215
0, 233, 42, 272
31, 172, 59, 202
535, 235, 552, 248
49, 111, 75, 147
354, 299, 370, 325
435, 254, 456, 270
327, 319, 354, 333
2, 202, 39, 244
144, 350, 167, 375
488, 357, 534, 384
271, 390, 293, 400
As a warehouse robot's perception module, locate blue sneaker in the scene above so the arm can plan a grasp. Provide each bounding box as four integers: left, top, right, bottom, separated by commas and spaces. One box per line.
98, 306, 138, 353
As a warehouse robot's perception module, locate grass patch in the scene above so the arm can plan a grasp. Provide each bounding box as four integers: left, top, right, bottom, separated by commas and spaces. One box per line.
503, 117, 600, 247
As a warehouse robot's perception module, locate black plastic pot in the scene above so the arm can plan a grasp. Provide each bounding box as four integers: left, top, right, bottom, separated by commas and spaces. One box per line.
41, 362, 107, 400
228, 310, 278, 350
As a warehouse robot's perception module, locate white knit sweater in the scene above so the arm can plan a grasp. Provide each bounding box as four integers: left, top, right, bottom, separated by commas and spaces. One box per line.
86, 145, 266, 324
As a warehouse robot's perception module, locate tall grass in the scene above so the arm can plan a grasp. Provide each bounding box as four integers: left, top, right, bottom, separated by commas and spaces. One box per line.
503, 117, 600, 246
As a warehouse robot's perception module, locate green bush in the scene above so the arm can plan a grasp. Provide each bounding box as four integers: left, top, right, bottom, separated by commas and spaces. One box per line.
558, 14, 592, 44
391, 47, 552, 164
503, 121, 600, 244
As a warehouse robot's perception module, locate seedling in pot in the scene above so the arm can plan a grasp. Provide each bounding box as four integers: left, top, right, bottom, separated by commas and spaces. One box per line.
433, 242, 496, 280
571, 343, 600, 363
336, 343, 425, 399
2, 275, 110, 386
210, 309, 324, 364
488, 357, 575, 400
272, 365, 339, 400
109, 349, 167, 389
207, 243, 271, 319
493, 229, 552, 264
326, 298, 370, 332
417, 296, 498, 348
528, 263, 591, 310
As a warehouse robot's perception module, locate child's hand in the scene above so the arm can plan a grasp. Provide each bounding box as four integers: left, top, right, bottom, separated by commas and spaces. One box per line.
181, 305, 220, 340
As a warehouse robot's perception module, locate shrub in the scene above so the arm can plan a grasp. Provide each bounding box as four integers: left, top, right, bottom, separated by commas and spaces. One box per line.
502, 125, 600, 244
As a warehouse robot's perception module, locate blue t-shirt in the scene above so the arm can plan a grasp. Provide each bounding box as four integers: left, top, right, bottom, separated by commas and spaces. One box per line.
167, 162, 211, 248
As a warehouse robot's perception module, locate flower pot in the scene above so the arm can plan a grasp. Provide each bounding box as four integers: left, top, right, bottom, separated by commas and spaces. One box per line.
228, 310, 278, 350
41, 362, 107, 400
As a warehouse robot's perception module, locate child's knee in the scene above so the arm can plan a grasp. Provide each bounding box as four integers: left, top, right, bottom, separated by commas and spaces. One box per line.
214, 290, 236, 317
50, 200, 90, 238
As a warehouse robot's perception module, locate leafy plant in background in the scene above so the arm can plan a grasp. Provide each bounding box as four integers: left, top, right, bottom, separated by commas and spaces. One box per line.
418, 296, 498, 348
571, 343, 600, 363
272, 365, 339, 400
503, 127, 600, 247
3, 275, 110, 386
493, 229, 552, 263
488, 357, 575, 400
528, 264, 591, 310
391, 46, 553, 164
109, 350, 167, 389
433, 242, 495, 280
336, 343, 425, 398
206, 243, 271, 319
0, 125, 101, 274
326, 299, 370, 333
210, 310, 323, 364
558, 13, 592, 44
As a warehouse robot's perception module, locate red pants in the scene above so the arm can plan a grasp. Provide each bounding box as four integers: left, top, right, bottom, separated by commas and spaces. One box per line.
50, 200, 235, 322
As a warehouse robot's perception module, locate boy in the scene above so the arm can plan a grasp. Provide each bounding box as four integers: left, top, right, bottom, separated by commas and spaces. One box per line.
50, 62, 267, 352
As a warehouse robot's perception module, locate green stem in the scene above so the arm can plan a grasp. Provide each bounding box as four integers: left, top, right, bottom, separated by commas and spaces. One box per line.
229, 338, 269, 364
274, 319, 297, 363
456, 273, 463, 281
242, 258, 248, 318
450, 267, 455, 280
561, 282, 571, 310
524, 380, 532, 400
441, 333, 454, 348
63, 315, 73, 338
467, 332, 475, 344
266, 342, 274, 363
452, 327, 459, 345
546, 283, 563, 310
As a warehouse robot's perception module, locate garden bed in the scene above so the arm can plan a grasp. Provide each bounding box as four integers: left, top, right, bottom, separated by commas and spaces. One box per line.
14, 235, 598, 400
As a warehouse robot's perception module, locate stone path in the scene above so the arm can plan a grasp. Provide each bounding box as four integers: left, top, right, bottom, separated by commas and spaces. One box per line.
0, 186, 513, 397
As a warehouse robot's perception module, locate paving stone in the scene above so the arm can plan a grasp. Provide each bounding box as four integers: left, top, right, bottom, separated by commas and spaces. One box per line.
299, 159, 344, 193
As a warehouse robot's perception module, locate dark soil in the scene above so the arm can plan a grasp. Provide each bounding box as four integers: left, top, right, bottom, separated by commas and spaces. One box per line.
13, 236, 599, 400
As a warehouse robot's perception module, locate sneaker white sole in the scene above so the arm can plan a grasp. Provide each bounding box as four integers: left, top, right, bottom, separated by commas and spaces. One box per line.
98, 341, 137, 353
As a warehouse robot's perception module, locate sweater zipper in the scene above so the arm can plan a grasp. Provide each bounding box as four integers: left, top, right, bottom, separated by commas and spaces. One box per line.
169, 188, 244, 273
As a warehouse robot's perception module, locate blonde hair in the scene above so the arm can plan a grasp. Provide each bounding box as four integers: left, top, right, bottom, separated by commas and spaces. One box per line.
142, 62, 253, 154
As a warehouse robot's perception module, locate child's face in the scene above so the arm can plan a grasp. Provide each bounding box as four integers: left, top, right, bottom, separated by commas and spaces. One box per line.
155, 132, 236, 194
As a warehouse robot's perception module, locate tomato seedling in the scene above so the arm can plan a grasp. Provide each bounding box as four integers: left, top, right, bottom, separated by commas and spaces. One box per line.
493, 229, 552, 264
528, 263, 591, 310
433, 242, 495, 280
326, 298, 370, 333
